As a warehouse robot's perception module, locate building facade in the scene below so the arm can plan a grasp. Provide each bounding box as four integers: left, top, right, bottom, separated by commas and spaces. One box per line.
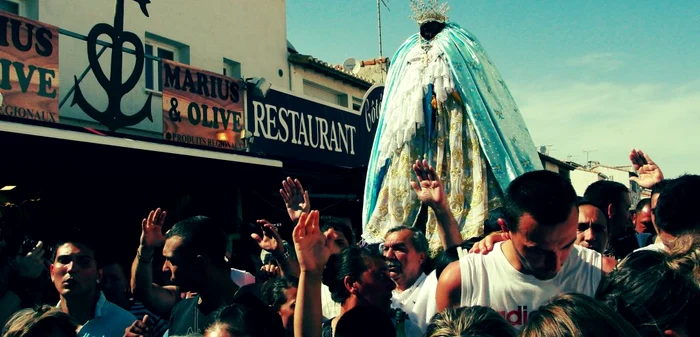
569, 163, 645, 208
0, 0, 379, 262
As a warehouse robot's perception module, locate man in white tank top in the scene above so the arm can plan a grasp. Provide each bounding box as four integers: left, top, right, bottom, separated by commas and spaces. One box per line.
436, 171, 617, 330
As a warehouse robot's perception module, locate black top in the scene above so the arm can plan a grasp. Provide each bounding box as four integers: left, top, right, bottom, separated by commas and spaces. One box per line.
609, 234, 640, 260
167, 295, 215, 336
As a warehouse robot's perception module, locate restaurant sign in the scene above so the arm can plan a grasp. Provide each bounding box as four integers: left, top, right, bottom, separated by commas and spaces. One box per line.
247, 87, 385, 168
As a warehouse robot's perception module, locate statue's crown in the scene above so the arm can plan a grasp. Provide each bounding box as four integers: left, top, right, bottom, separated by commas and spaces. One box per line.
410, 0, 450, 24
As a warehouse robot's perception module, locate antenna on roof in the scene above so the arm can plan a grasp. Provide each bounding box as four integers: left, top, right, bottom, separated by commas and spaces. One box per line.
377, 0, 390, 58
582, 149, 598, 168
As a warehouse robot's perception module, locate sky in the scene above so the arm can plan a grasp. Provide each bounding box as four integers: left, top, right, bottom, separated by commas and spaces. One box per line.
287, 0, 700, 178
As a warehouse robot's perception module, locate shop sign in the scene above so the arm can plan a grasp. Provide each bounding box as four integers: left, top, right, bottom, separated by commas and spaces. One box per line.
162, 59, 245, 150
0, 11, 59, 123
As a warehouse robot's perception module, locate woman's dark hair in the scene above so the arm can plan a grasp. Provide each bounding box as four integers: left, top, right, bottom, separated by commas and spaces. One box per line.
596, 234, 700, 336
335, 306, 395, 337
426, 306, 515, 337
2, 305, 77, 337
522, 293, 640, 337
261, 276, 298, 310
322, 246, 380, 304
320, 216, 356, 245
205, 303, 285, 337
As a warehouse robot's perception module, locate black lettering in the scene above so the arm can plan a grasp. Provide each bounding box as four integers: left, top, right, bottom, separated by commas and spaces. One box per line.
211, 106, 221, 129
0, 58, 12, 90
34, 27, 53, 57
196, 72, 209, 97
11, 20, 32, 52
181, 68, 196, 93
37, 67, 56, 98
163, 63, 181, 90
216, 78, 228, 101
201, 104, 212, 128
187, 102, 201, 125
211, 75, 225, 101
13, 61, 36, 93
219, 108, 230, 130
0, 16, 9, 47
229, 81, 240, 103
232, 111, 243, 132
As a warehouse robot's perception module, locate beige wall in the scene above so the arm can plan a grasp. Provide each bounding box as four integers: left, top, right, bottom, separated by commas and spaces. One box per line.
543, 161, 560, 174
570, 169, 603, 197
290, 64, 367, 112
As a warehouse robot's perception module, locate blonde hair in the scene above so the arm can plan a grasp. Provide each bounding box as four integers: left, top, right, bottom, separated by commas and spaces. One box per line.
521, 293, 640, 337
2, 305, 77, 337
665, 233, 700, 282
426, 306, 515, 337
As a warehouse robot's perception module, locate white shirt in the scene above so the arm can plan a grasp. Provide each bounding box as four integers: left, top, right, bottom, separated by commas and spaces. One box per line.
391, 271, 439, 332
459, 242, 603, 330
321, 283, 341, 319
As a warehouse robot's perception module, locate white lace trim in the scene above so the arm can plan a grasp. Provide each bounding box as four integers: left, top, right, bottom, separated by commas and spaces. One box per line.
376, 42, 455, 169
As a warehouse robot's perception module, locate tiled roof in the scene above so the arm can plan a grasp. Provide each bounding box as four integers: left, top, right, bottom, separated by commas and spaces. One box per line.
288, 53, 374, 88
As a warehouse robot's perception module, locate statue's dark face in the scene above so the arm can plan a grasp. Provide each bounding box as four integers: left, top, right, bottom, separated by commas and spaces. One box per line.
420, 21, 445, 41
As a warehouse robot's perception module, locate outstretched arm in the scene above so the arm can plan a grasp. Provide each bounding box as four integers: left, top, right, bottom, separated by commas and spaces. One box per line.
435, 260, 463, 312
293, 211, 331, 337
411, 159, 462, 248
130, 208, 180, 318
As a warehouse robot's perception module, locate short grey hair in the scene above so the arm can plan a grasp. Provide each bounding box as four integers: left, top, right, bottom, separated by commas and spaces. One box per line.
385, 225, 429, 255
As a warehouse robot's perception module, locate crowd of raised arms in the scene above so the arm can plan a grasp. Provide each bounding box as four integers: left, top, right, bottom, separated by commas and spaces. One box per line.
0, 149, 698, 337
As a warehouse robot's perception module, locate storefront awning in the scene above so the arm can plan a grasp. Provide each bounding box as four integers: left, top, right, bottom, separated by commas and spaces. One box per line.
0, 120, 283, 168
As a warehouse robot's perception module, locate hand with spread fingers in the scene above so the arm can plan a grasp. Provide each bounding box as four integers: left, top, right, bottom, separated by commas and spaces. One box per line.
280, 177, 311, 222
140, 208, 166, 249
293, 211, 331, 275
16, 241, 46, 278
251, 219, 285, 256
411, 159, 447, 210
629, 149, 664, 189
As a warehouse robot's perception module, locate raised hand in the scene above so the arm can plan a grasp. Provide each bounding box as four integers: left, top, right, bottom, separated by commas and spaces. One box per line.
16, 241, 46, 278
293, 211, 331, 274
140, 208, 166, 249
124, 315, 152, 337
629, 149, 664, 189
411, 159, 446, 209
280, 177, 310, 222
251, 219, 285, 255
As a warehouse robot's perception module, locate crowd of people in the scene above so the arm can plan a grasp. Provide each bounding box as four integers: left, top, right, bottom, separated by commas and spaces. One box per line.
0, 149, 698, 337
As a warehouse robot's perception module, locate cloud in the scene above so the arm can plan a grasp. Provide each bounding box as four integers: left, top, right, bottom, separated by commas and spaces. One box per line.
566, 52, 626, 72
510, 78, 700, 178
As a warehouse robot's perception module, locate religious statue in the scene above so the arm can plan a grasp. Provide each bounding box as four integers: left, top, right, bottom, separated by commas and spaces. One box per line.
362, 0, 542, 254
